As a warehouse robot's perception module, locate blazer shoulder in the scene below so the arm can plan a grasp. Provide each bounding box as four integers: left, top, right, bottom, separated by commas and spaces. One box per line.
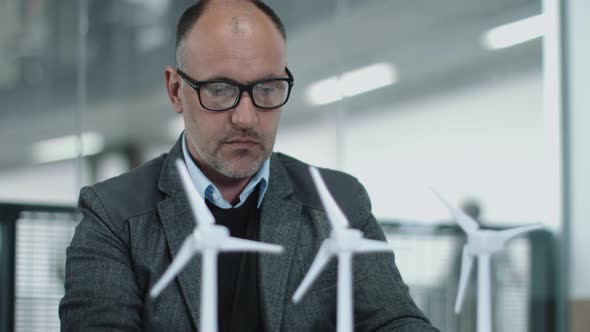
273, 152, 367, 218
84, 153, 167, 228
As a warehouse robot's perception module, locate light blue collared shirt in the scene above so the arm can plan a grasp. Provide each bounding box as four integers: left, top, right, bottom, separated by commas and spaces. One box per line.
181, 132, 269, 209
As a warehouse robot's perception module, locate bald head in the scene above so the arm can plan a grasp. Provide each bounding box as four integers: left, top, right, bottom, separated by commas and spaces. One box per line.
175, 0, 286, 68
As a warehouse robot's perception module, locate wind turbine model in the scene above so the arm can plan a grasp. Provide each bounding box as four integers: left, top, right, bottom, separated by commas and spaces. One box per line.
432, 190, 543, 332
292, 166, 395, 332
150, 159, 284, 332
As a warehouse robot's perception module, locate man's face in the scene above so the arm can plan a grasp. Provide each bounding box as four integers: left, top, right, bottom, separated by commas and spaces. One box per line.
169, 6, 287, 180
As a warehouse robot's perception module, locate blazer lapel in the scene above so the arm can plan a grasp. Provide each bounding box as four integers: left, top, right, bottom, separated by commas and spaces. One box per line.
156, 137, 201, 330
259, 154, 302, 332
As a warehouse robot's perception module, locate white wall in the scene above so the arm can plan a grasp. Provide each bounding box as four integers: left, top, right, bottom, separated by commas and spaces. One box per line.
0, 159, 89, 205
276, 69, 554, 226
0, 151, 136, 206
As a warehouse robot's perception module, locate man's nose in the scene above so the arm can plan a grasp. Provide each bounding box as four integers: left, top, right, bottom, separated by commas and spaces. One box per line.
231, 91, 258, 128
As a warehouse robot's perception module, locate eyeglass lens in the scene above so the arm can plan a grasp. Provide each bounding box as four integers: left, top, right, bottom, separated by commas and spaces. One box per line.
199, 80, 290, 110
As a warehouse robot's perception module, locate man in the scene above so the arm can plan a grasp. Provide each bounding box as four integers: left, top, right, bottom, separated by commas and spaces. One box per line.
60, 1, 438, 331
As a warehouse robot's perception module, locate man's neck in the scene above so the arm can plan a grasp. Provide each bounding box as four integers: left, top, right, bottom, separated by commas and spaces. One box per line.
204, 168, 252, 205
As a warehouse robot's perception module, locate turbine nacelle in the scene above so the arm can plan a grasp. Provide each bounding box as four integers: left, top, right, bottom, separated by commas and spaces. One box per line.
195, 225, 231, 248
465, 231, 513, 254
329, 228, 363, 251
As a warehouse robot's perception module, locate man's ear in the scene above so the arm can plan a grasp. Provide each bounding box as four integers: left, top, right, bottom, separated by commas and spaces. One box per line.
165, 66, 183, 114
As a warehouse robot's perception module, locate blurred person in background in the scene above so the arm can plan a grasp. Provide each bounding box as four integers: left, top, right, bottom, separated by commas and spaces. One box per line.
59, 1, 438, 331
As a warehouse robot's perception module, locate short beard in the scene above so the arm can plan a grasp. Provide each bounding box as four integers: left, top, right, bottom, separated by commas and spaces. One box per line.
207, 148, 270, 179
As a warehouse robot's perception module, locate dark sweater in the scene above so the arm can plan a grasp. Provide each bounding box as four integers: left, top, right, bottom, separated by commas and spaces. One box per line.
206, 188, 264, 332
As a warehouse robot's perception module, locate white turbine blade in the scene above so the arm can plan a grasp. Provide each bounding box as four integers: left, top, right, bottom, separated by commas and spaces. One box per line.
293, 241, 333, 303
150, 236, 196, 298
356, 238, 395, 253
431, 188, 479, 234
455, 247, 475, 314
220, 236, 284, 254
175, 159, 215, 226
495, 223, 544, 245
309, 166, 348, 229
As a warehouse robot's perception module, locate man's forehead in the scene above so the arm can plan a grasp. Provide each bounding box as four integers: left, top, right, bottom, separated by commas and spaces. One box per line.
183, 46, 282, 78
183, 28, 285, 62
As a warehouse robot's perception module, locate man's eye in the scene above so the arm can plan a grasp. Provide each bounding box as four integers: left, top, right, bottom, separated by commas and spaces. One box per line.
257, 82, 283, 94
259, 86, 275, 94
204, 84, 234, 96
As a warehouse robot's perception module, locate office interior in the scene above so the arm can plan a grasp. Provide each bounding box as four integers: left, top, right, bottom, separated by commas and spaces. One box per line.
0, 0, 588, 331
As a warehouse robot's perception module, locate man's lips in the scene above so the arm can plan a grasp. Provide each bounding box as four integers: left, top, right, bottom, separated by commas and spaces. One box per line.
226, 139, 259, 143
223, 139, 261, 147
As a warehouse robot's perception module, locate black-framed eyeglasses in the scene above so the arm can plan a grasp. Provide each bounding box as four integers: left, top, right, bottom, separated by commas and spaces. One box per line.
176, 67, 294, 111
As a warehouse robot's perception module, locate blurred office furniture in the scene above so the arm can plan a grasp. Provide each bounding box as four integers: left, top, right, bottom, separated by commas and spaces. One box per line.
0, 203, 555, 332
0, 203, 78, 332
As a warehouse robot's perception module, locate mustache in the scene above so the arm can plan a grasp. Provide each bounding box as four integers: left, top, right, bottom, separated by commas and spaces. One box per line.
221, 129, 263, 143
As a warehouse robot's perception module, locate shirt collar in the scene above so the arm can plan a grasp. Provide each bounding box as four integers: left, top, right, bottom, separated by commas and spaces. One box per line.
181, 132, 269, 209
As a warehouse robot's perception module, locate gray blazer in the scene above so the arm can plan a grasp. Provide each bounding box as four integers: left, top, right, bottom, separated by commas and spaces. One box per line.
59, 138, 438, 331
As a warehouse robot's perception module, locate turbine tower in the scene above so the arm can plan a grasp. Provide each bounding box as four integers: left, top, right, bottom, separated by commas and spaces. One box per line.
150, 159, 284, 332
